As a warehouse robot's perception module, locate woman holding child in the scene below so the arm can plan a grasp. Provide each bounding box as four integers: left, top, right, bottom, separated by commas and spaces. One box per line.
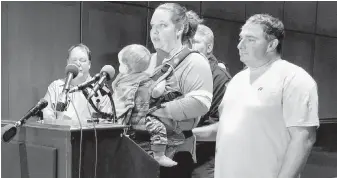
112, 3, 213, 178
146, 3, 213, 178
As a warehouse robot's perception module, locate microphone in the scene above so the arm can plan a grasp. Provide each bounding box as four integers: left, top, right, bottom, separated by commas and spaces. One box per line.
88, 65, 115, 100
1, 124, 17, 143
56, 64, 79, 111
68, 73, 100, 93
1, 99, 48, 143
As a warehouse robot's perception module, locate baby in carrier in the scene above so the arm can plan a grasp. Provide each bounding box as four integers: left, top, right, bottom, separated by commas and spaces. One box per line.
112, 44, 185, 167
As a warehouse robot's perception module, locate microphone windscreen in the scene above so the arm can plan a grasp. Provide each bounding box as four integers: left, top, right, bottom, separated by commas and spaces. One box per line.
100, 65, 115, 80
1, 124, 17, 143
65, 64, 79, 78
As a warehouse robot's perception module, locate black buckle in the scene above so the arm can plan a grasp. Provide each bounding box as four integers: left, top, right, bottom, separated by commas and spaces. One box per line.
182, 130, 193, 139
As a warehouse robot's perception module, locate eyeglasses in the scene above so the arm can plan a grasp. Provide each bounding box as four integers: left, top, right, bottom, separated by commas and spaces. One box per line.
68, 58, 89, 63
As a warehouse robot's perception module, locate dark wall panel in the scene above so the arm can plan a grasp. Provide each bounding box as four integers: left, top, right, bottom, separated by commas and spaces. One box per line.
204, 18, 243, 75
282, 31, 315, 75
283, 1, 317, 33
112, 1, 148, 7
316, 2, 337, 37
149, 1, 201, 14
146, 9, 155, 53
5, 2, 80, 121
201, 2, 246, 22
246, 1, 284, 20
82, 2, 148, 78
313, 37, 337, 119
1, 2, 9, 119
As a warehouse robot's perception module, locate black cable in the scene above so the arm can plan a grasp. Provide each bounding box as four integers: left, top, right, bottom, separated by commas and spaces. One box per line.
107, 90, 117, 123
79, 84, 117, 178
82, 87, 114, 120
86, 99, 98, 178
69, 98, 83, 178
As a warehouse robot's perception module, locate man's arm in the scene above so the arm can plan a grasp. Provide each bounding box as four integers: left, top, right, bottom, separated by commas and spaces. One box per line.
42, 81, 57, 120
280, 69, 320, 178
277, 126, 316, 178
207, 63, 231, 121
192, 122, 219, 141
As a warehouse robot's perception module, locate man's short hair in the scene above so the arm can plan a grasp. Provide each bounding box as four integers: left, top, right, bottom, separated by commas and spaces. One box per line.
67, 43, 92, 61
118, 44, 151, 73
246, 14, 285, 54
196, 24, 214, 47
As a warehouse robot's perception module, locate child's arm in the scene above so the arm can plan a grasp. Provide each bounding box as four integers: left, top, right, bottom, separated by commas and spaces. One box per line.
152, 80, 166, 98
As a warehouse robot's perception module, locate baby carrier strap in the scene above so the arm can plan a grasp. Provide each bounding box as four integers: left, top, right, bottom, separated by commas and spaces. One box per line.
123, 77, 153, 126
151, 47, 199, 82
148, 47, 200, 113
127, 48, 200, 137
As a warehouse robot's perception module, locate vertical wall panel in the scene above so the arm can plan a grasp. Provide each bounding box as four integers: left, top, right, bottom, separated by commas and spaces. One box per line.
82, 2, 148, 77
283, 1, 317, 33
113, 1, 148, 7
6, 2, 80, 121
149, 1, 201, 14
202, 2, 246, 22
146, 9, 156, 53
316, 2, 337, 37
246, 1, 284, 20
1, 2, 10, 119
204, 18, 244, 75
313, 37, 337, 119
282, 31, 315, 75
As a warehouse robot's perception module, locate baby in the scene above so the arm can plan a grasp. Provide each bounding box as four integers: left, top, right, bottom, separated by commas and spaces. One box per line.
112, 44, 181, 167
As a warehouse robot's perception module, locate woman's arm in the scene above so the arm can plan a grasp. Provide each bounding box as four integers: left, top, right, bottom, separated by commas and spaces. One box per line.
193, 122, 219, 141
151, 53, 213, 121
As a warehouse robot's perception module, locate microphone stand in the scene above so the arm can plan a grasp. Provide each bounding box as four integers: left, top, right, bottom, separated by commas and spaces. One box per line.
106, 90, 117, 124
97, 85, 117, 123
36, 110, 44, 122
81, 86, 117, 123
2, 110, 44, 143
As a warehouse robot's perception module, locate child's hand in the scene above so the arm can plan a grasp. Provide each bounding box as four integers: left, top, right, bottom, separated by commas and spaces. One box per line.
152, 80, 166, 98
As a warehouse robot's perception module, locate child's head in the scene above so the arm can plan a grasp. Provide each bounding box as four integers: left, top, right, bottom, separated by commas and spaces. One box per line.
118, 44, 151, 74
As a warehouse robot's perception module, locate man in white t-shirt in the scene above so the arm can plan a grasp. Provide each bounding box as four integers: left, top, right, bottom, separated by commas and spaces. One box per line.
193, 14, 319, 178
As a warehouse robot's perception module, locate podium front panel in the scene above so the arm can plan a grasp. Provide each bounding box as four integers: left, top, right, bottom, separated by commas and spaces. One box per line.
1, 120, 70, 178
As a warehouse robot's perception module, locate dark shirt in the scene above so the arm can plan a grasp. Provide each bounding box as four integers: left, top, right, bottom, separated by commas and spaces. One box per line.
197, 54, 231, 127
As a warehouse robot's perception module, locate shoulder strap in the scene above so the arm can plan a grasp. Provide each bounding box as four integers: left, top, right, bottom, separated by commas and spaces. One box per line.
151, 47, 199, 81
222, 68, 232, 80
168, 47, 198, 69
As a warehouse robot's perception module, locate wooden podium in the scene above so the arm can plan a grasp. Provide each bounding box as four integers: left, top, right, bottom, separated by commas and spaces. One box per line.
1, 119, 159, 178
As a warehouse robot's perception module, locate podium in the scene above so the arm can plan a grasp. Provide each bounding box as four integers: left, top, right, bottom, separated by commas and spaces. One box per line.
1, 119, 159, 178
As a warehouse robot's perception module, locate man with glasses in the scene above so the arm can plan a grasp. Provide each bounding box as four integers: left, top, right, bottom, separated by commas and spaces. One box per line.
42, 43, 112, 122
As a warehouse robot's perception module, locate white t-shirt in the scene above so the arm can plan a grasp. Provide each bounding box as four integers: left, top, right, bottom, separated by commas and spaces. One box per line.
215, 59, 319, 178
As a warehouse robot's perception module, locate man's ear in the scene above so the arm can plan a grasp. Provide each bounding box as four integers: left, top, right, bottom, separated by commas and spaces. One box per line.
206, 43, 213, 54
267, 39, 279, 53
